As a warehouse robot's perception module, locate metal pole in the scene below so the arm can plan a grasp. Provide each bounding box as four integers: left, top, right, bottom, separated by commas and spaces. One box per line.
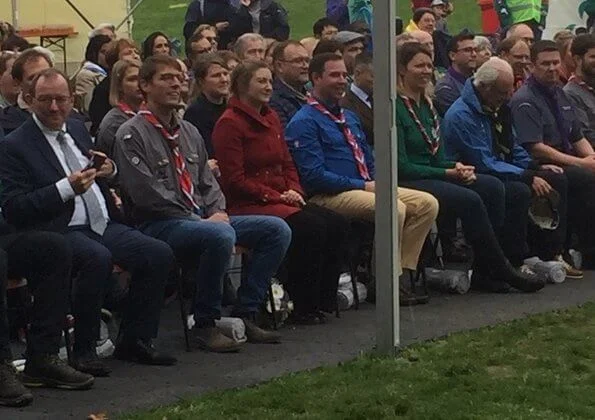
11, 0, 18, 30
115, 0, 147, 31
63, 0, 95, 29
373, 0, 399, 355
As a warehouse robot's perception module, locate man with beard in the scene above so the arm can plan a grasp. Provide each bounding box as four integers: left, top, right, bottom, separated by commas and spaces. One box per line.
564, 34, 595, 147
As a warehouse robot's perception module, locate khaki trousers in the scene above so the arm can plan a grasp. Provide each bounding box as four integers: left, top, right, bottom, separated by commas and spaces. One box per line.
310, 187, 439, 273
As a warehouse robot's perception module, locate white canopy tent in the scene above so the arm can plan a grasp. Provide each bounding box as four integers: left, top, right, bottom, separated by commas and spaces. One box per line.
4, 0, 134, 73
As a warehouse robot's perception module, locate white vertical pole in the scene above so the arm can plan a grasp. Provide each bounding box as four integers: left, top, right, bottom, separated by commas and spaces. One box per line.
373, 0, 399, 355
11, 0, 19, 30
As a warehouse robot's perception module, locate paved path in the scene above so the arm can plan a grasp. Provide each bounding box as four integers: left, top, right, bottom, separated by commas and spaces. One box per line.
8, 274, 595, 419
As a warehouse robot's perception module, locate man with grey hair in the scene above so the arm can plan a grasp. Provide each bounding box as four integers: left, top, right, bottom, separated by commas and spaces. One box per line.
88, 23, 116, 40
442, 57, 574, 275
233, 32, 265, 60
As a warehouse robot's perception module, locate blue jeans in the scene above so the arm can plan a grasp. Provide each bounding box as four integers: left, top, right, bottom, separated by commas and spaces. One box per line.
141, 215, 291, 324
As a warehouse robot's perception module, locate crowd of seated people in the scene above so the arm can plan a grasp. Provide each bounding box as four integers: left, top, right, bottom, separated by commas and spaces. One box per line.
0, 0, 593, 409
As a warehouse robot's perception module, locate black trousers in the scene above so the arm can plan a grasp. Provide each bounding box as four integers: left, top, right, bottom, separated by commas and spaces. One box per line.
64, 222, 174, 355
283, 204, 349, 314
563, 165, 595, 252
527, 171, 568, 260
0, 231, 71, 360
401, 174, 526, 270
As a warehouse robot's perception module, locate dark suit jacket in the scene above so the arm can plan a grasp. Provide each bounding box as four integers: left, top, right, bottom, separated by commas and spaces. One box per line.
340, 89, 374, 146
183, 0, 236, 49
0, 117, 121, 232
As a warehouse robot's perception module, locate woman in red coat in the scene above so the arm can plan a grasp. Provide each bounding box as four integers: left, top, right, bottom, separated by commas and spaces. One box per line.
213, 60, 349, 324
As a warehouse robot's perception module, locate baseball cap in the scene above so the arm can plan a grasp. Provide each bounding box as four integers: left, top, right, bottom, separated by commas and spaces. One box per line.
333, 31, 365, 45
431, 0, 446, 5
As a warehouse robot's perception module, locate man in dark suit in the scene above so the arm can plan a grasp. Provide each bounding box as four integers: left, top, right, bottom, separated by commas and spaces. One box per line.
0, 227, 94, 407
0, 68, 177, 377
0, 48, 85, 136
183, 0, 236, 50
340, 52, 374, 146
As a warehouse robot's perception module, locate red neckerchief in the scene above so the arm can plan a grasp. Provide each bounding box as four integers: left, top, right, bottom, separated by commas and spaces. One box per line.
138, 105, 200, 212
117, 102, 137, 119
307, 96, 371, 180
569, 74, 595, 94
399, 94, 440, 155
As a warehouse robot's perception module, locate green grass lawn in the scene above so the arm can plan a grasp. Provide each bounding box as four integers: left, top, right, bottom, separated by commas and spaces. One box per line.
131, 0, 482, 46
120, 303, 595, 419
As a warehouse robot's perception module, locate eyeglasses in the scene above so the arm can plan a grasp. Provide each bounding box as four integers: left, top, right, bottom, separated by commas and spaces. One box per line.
34, 95, 71, 105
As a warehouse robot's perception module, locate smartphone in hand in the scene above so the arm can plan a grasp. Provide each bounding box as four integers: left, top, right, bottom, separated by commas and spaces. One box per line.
85, 154, 107, 171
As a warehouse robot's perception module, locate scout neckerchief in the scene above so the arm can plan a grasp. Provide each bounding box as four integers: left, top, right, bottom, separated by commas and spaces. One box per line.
307, 96, 371, 180
399, 94, 440, 155
138, 105, 200, 211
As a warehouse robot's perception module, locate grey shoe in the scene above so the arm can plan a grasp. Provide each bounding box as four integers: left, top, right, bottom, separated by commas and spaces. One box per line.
0, 360, 32, 407
22, 354, 94, 390
194, 327, 242, 353
242, 318, 281, 344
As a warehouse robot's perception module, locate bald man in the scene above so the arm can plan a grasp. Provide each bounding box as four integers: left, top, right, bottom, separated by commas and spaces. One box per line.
442, 57, 571, 271
409, 30, 434, 59
506, 23, 535, 46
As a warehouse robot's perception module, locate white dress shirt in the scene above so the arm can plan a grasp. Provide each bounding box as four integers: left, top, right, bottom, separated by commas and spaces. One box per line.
33, 114, 110, 228
350, 83, 372, 109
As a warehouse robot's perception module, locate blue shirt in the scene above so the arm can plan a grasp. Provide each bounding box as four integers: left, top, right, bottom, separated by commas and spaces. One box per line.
285, 103, 375, 196
443, 79, 532, 179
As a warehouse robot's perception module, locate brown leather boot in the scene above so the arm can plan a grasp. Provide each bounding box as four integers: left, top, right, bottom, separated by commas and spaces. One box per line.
242, 317, 282, 344
194, 327, 242, 353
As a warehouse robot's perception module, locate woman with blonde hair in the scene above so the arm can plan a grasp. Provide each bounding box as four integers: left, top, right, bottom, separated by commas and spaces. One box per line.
96, 59, 143, 158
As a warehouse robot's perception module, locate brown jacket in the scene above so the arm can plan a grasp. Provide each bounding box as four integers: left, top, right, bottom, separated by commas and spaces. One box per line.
340, 87, 374, 146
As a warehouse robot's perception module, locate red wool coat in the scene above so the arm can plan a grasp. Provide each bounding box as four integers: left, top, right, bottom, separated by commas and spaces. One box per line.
212, 96, 304, 219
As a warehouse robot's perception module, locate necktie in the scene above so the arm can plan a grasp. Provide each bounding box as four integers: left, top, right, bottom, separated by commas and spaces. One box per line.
56, 131, 107, 235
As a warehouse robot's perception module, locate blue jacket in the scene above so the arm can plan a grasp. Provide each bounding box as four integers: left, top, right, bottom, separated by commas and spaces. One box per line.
442, 79, 532, 180
269, 78, 306, 129
326, 0, 350, 29
285, 104, 375, 196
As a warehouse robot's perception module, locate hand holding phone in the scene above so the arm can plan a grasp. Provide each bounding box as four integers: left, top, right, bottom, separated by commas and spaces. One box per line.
85, 153, 107, 171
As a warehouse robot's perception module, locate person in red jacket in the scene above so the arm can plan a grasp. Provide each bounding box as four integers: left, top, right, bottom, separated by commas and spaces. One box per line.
213, 60, 349, 324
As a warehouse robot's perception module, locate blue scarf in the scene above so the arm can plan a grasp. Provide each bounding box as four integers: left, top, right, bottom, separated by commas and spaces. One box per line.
527, 75, 571, 153
83, 61, 108, 77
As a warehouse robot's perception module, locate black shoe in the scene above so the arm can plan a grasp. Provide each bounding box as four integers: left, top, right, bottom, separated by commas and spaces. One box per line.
471, 267, 511, 293
71, 352, 111, 377
286, 311, 322, 325
114, 338, 177, 366
0, 360, 33, 407
22, 354, 94, 390
497, 261, 545, 292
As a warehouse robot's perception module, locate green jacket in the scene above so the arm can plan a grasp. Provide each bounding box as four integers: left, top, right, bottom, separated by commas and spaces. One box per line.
396, 95, 455, 181
348, 0, 373, 27
494, 0, 548, 28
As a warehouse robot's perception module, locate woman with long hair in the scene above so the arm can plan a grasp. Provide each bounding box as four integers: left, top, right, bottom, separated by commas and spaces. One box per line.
142, 31, 172, 59
212, 60, 350, 323
72, 34, 112, 115
96, 59, 143, 158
